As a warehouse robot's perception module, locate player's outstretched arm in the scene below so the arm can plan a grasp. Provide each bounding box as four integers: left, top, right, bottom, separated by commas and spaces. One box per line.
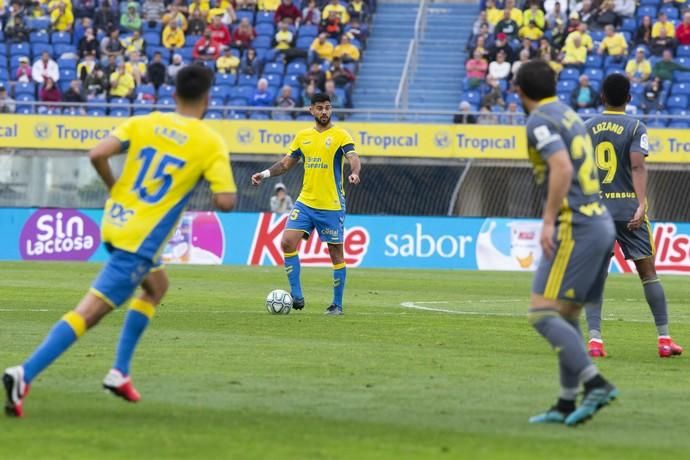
541, 150, 573, 260
346, 152, 361, 185
213, 193, 236, 212
251, 155, 299, 186
628, 151, 647, 230
88, 136, 124, 191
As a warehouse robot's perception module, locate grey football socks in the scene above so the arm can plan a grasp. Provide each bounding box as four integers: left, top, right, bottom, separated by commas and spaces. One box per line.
585, 301, 603, 341
643, 278, 670, 337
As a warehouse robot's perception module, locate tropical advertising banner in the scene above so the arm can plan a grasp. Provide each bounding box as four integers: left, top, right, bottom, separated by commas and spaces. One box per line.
2, 208, 690, 274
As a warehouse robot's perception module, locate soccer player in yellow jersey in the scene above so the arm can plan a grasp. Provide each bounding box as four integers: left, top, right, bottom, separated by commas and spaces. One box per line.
3, 66, 237, 417
252, 93, 361, 315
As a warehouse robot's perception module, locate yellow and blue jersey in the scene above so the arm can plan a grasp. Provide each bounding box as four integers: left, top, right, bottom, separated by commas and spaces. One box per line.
103, 112, 236, 261
288, 126, 356, 211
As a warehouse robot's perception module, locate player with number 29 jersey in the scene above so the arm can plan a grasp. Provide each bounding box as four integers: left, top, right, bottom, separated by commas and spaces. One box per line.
103, 112, 236, 261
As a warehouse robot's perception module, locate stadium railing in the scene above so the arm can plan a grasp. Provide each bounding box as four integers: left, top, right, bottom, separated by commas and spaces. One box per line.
395, 0, 428, 110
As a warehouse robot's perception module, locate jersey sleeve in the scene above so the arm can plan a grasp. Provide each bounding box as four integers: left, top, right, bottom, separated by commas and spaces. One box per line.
526, 114, 568, 160
203, 137, 237, 194
110, 117, 136, 152
340, 129, 356, 156
631, 121, 649, 157
288, 132, 303, 159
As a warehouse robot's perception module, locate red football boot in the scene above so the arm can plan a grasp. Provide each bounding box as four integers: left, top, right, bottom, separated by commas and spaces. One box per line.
658, 337, 683, 358
588, 339, 607, 358
3, 366, 30, 417
103, 369, 141, 402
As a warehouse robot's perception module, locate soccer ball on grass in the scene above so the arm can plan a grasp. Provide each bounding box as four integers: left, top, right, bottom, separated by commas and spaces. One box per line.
266, 289, 293, 314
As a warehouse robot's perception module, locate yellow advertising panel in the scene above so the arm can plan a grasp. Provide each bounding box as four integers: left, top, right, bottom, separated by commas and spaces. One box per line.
0, 115, 688, 163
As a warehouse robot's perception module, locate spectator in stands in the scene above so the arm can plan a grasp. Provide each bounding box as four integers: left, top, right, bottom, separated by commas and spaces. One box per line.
302, 82, 316, 106
259, 0, 280, 11
599, 24, 628, 64
301, 0, 320, 25
94, 1, 118, 34
51, 1, 74, 32
561, 34, 587, 70
348, 0, 369, 23
237, 0, 258, 10
546, 1, 566, 30
232, 17, 256, 50
653, 48, 690, 80
519, 19, 543, 41
333, 34, 360, 63
484, 0, 502, 26
73, 0, 95, 20
310, 33, 335, 64
109, 61, 135, 99
104, 55, 118, 76
0, 85, 16, 114
322, 0, 349, 25
481, 74, 505, 108
5, 15, 28, 43
503, 0, 523, 27
468, 22, 494, 52
215, 48, 239, 76
301, 62, 328, 91
273, 19, 295, 54
193, 30, 223, 62
188, 0, 208, 19
77, 51, 98, 80
650, 27, 677, 56
489, 32, 514, 62
16, 57, 32, 83
565, 23, 593, 52
275, 0, 301, 25
270, 183, 294, 213
613, 0, 635, 18
466, 49, 488, 89
162, 5, 188, 31
495, 9, 519, 40
274, 86, 297, 117
641, 77, 664, 113
577, 0, 596, 28
566, 11, 581, 35
188, 9, 207, 35
502, 102, 525, 125
477, 106, 498, 124
593, 0, 619, 30
126, 51, 147, 86
120, 2, 142, 33
102, 29, 125, 60
473, 11, 493, 36
471, 34, 491, 61
147, 51, 167, 89
323, 10, 344, 39
329, 57, 355, 105
324, 79, 344, 109
167, 53, 185, 82
249, 78, 274, 107
488, 49, 510, 80
517, 38, 536, 59
218, 4, 236, 26
345, 18, 368, 44
523, 1, 545, 30
653, 12, 675, 39
511, 49, 530, 77
635, 15, 653, 47
208, 14, 231, 48
142, 0, 166, 26
162, 20, 185, 49
571, 74, 597, 109
453, 101, 476, 124
62, 79, 86, 114
33, 52, 60, 85
39, 77, 61, 110
538, 37, 554, 59
84, 65, 107, 99
122, 30, 145, 55
626, 47, 652, 83
543, 50, 563, 75
241, 48, 262, 76
677, 12, 690, 46
78, 27, 100, 59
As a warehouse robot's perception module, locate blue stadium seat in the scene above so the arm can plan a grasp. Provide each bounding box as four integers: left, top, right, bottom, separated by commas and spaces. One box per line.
16, 94, 36, 102
143, 32, 161, 47
136, 83, 156, 97
158, 96, 175, 106
669, 108, 690, 116
296, 113, 313, 121
557, 80, 576, 92
16, 106, 34, 114
630, 83, 645, 95
577, 108, 597, 117
639, 0, 659, 5
209, 97, 225, 107
229, 86, 253, 100
462, 90, 480, 105
228, 96, 249, 106
284, 74, 300, 86
60, 68, 76, 81
286, 61, 307, 76
296, 36, 313, 50
26, 18, 51, 30
586, 55, 603, 68
110, 108, 131, 117
185, 35, 201, 47
215, 73, 237, 86
210, 85, 229, 100
677, 57, 690, 67
10, 43, 31, 57
0, 69, 9, 81
667, 95, 688, 109
671, 83, 690, 96
250, 111, 270, 120
58, 80, 71, 93
58, 57, 78, 70
678, 45, 690, 58
264, 62, 285, 75
178, 47, 194, 62
648, 119, 668, 128
637, 6, 657, 19
265, 73, 283, 88
236, 11, 255, 24
621, 18, 637, 33
54, 44, 77, 58
158, 84, 174, 98
144, 21, 162, 33
661, 6, 679, 20
256, 11, 274, 24
557, 92, 570, 104
30, 31, 50, 44
14, 82, 36, 97
110, 97, 129, 105
32, 44, 54, 59
669, 121, 689, 128
560, 67, 580, 81
87, 109, 106, 117
252, 36, 271, 49
134, 108, 153, 116
506, 92, 521, 105
298, 25, 318, 39
205, 110, 225, 119
62, 107, 81, 116
51, 32, 71, 45
590, 30, 604, 42
605, 67, 625, 76
238, 74, 258, 87
255, 23, 275, 36
272, 112, 292, 120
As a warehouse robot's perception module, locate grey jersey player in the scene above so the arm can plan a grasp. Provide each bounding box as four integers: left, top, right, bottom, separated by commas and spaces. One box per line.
582, 73, 683, 359
516, 60, 617, 427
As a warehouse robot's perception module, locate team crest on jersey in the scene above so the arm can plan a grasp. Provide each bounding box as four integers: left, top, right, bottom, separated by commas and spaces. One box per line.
325, 137, 332, 148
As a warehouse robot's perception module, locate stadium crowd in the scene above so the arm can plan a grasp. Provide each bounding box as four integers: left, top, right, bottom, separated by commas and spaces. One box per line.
0, 0, 373, 118
459, 0, 690, 127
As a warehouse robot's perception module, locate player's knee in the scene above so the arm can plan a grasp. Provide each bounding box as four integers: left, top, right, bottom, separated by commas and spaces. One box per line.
635, 258, 657, 281
281, 238, 297, 254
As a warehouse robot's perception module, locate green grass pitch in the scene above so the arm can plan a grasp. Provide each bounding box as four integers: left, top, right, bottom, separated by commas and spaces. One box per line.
1, 261, 689, 459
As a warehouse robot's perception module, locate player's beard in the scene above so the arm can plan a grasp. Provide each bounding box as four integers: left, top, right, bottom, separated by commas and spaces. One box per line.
314, 114, 331, 127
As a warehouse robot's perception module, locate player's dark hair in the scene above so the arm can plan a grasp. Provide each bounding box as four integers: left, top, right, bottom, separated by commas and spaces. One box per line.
311, 93, 331, 105
515, 59, 557, 101
175, 65, 214, 102
601, 73, 631, 107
